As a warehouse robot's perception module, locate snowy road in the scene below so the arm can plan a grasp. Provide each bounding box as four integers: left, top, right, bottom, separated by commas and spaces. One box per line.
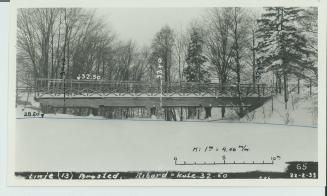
15, 119, 317, 173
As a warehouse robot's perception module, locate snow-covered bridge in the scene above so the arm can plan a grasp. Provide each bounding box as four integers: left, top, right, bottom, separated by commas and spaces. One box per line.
25, 78, 275, 120
34, 78, 273, 98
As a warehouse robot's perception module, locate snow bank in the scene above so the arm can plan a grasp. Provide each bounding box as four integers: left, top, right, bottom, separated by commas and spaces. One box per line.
241, 85, 318, 127
17, 92, 40, 108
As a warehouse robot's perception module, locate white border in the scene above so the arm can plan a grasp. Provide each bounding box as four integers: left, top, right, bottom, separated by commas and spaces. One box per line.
7, 0, 326, 186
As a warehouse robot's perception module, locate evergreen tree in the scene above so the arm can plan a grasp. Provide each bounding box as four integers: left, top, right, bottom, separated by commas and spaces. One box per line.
184, 27, 209, 82
256, 7, 314, 108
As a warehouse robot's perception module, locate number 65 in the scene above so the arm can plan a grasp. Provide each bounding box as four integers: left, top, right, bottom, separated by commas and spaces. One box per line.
296, 163, 307, 171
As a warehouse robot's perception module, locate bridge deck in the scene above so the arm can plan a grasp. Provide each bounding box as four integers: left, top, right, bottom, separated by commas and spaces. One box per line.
36, 96, 271, 108
28, 79, 274, 110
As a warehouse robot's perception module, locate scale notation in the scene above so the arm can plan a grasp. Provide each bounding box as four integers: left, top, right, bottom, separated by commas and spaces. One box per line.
174, 156, 281, 166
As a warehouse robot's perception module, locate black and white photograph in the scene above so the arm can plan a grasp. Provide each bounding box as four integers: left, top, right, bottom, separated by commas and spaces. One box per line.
8, 0, 326, 186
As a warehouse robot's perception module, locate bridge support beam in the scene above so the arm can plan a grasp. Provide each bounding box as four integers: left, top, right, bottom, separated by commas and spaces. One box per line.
205, 107, 212, 119
37, 96, 271, 121
222, 107, 225, 119
150, 106, 156, 116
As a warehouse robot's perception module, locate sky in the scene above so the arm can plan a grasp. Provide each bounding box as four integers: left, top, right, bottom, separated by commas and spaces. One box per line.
96, 8, 206, 46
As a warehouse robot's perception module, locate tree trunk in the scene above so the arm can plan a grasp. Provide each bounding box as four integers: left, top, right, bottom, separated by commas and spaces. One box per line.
51, 34, 54, 79
178, 56, 182, 87
56, 15, 62, 79
278, 74, 282, 93
297, 77, 300, 94
221, 107, 225, 119
252, 30, 256, 91
309, 79, 312, 96
280, 8, 288, 109
67, 35, 70, 78
283, 72, 288, 109
102, 58, 105, 79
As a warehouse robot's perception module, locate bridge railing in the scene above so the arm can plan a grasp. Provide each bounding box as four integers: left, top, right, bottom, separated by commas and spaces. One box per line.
34, 78, 274, 97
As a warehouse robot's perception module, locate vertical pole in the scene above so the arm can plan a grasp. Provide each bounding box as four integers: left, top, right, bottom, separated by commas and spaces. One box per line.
271, 79, 274, 112
160, 78, 163, 108
157, 57, 163, 118
271, 95, 274, 112
63, 79, 66, 113
197, 107, 200, 119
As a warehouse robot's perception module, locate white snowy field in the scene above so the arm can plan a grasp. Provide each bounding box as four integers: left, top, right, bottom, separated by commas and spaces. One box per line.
15, 119, 317, 173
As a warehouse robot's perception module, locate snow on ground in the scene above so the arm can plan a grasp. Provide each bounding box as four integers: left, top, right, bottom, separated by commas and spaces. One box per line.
16, 93, 41, 118
241, 85, 318, 127
15, 119, 317, 173
16, 105, 105, 119
15, 87, 318, 173
17, 91, 40, 108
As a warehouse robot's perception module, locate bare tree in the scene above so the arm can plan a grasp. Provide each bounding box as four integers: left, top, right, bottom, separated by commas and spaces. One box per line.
132, 46, 151, 81
17, 8, 60, 85
112, 40, 136, 80
17, 8, 116, 85
230, 7, 252, 117
173, 26, 188, 85
205, 8, 234, 118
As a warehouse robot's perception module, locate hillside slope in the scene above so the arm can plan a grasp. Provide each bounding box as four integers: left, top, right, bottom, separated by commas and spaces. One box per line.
241, 86, 318, 127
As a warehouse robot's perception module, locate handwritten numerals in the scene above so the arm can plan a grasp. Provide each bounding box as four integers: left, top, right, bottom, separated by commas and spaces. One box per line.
24, 111, 44, 118
296, 163, 307, 171
192, 145, 250, 153
77, 74, 101, 80
200, 172, 212, 179
58, 172, 73, 180
289, 172, 317, 178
